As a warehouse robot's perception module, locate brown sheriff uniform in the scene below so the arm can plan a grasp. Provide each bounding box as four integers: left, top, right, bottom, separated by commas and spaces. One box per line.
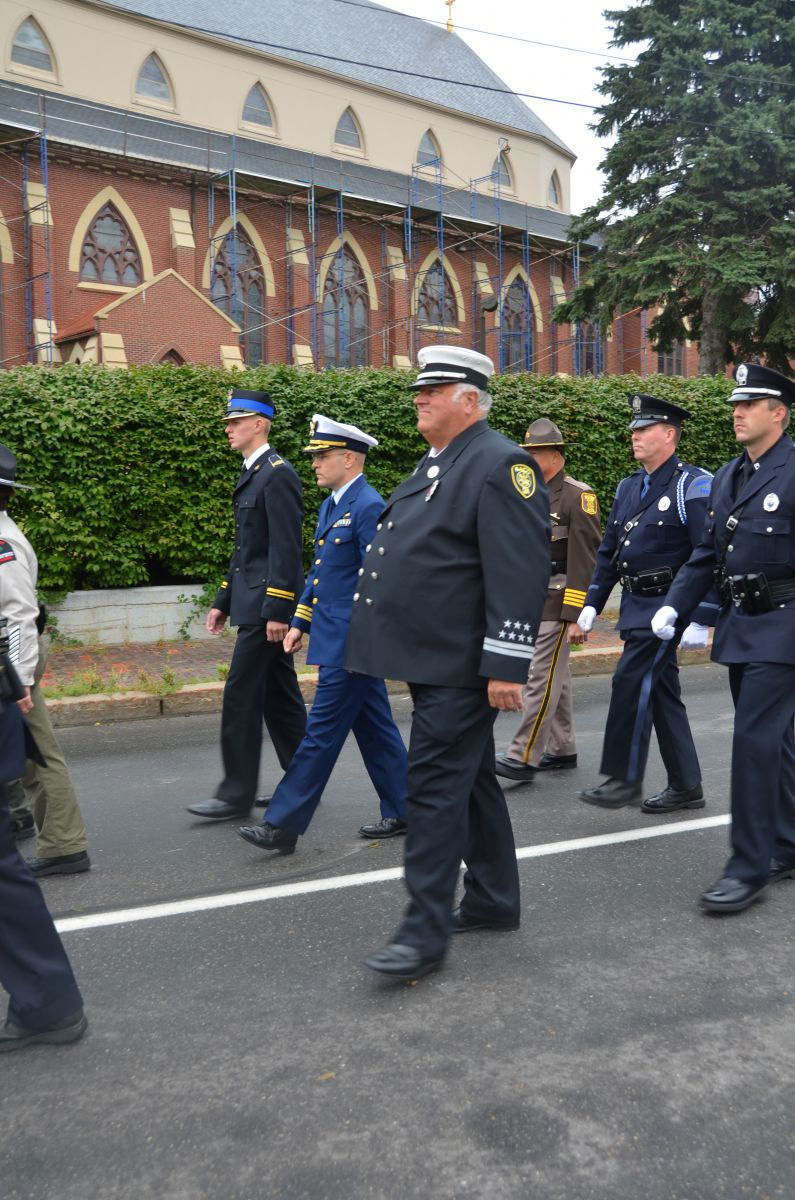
503, 423, 601, 768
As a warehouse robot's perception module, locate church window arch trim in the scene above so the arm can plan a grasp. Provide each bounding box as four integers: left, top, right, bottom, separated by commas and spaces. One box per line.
333, 107, 365, 155
316, 231, 378, 312
241, 83, 277, 134
548, 171, 562, 208
417, 129, 442, 168
68, 187, 154, 288
8, 16, 57, 79
201, 212, 275, 298
412, 250, 466, 330
499, 264, 544, 333
134, 51, 175, 110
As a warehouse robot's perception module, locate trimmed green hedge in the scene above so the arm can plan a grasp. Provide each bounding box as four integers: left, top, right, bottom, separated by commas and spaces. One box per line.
0, 364, 737, 593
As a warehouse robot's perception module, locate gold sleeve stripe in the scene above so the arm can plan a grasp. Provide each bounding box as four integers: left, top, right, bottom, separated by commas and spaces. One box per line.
266, 587, 295, 599
295, 606, 313, 618
220, 581, 229, 589
563, 590, 587, 606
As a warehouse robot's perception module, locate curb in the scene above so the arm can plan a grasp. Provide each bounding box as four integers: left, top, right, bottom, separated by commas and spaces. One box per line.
47, 645, 713, 729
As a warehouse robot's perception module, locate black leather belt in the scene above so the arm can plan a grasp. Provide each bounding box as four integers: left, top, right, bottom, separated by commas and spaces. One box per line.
620, 566, 674, 596
726, 573, 795, 614
550, 560, 567, 574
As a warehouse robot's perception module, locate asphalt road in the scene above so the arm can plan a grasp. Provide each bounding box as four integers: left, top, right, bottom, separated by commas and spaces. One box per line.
3, 663, 794, 1200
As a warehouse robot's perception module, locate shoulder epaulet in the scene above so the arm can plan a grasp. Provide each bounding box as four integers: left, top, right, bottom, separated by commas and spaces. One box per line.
268, 453, 285, 469
563, 475, 592, 493
0, 539, 17, 565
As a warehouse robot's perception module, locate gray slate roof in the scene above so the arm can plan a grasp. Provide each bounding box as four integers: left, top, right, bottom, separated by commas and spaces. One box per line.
98, 0, 573, 154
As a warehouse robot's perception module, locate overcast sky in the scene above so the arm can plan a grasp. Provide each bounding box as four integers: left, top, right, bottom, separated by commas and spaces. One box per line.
376, 0, 634, 214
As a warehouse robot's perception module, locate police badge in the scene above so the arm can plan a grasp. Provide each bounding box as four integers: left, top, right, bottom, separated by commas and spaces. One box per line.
736, 364, 748, 387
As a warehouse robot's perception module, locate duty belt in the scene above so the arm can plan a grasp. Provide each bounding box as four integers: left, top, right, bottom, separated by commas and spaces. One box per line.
550, 560, 567, 574
725, 573, 795, 614
620, 566, 674, 596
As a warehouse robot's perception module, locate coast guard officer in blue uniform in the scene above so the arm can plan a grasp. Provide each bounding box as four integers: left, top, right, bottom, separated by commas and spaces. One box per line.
238, 415, 407, 854
0, 692, 86, 1050
578, 394, 718, 810
654, 364, 795, 913
188, 388, 307, 821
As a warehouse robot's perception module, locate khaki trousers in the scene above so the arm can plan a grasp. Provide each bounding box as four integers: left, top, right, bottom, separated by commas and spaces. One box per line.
506, 619, 576, 767
5, 638, 88, 857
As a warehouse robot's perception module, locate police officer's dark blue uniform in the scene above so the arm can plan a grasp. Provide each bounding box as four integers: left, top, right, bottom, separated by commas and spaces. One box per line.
0, 700, 86, 1050
655, 364, 795, 913
578, 394, 718, 810
238, 416, 406, 854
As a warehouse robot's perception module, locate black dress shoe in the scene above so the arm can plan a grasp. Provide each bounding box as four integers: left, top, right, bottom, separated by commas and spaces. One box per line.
641, 784, 705, 813
13, 813, 36, 842
494, 753, 536, 782
450, 906, 520, 934
0, 1009, 87, 1052
365, 943, 443, 979
358, 817, 407, 839
186, 798, 251, 821
29, 851, 90, 877
237, 822, 297, 854
700, 876, 767, 913
579, 778, 642, 808
536, 753, 578, 771
769, 858, 795, 882
254, 794, 271, 808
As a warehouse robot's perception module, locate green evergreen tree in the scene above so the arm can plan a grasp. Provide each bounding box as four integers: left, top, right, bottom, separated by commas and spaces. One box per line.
558, 0, 795, 374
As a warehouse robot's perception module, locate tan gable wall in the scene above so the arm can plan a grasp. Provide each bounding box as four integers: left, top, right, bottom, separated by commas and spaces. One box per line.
1, 0, 572, 212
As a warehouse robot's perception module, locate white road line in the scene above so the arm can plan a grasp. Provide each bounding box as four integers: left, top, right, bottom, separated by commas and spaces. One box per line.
55, 814, 730, 935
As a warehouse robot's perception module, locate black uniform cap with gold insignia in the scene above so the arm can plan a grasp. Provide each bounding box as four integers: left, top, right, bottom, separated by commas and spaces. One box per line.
303, 414, 378, 455
628, 393, 691, 430
729, 363, 795, 407
523, 418, 565, 450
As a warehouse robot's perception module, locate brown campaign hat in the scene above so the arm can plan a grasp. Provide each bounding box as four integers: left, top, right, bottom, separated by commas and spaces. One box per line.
522, 418, 564, 449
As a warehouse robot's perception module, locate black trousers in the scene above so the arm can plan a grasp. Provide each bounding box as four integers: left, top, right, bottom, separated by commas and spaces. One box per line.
0, 783, 83, 1029
725, 662, 795, 885
215, 625, 307, 808
394, 684, 521, 959
600, 629, 701, 789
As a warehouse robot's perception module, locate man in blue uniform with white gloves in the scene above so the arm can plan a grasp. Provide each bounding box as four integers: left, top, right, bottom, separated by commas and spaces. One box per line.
577, 393, 718, 811
653, 364, 795, 914
238, 415, 407, 854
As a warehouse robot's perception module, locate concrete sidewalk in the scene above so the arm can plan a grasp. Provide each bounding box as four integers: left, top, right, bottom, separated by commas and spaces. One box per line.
41, 616, 712, 728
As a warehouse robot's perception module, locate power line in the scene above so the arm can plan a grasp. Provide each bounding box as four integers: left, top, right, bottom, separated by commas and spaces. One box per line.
326, 0, 637, 63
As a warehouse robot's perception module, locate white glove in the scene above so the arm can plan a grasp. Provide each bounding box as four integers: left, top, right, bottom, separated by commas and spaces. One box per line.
577, 606, 597, 633
680, 621, 708, 649
651, 605, 678, 640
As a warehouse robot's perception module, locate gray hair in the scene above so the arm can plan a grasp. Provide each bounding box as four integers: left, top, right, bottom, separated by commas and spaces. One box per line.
451, 381, 493, 415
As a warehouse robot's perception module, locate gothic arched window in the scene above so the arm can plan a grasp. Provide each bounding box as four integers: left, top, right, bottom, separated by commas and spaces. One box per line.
79, 203, 142, 286
322, 248, 369, 368
417, 130, 441, 166
334, 108, 362, 150
242, 84, 274, 129
417, 261, 457, 328
11, 17, 55, 74
503, 278, 533, 373
548, 171, 561, 207
493, 151, 513, 191
135, 53, 173, 105
210, 228, 266, 367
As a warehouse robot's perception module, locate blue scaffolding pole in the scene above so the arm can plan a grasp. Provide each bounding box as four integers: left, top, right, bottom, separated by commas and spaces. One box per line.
20, 131, 54, 365
208, 136, 238, 331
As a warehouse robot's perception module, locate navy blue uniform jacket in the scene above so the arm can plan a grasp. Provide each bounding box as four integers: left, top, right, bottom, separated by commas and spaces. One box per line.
585, 454, 718, 631
213, 449, 304, 627
344, 420, 550, 688
667, 434, 795, 665
290, 475, 385, 668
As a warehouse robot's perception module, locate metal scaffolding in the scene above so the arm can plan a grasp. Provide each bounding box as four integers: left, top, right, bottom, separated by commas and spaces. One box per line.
0, 128, 54, 366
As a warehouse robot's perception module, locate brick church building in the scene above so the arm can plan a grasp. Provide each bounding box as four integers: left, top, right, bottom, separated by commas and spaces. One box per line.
0, 0, 698, 376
